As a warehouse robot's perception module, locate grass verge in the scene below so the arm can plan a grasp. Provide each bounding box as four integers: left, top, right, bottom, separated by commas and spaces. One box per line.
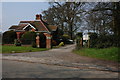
2, 45, 49, 53
73, 47, 119, 62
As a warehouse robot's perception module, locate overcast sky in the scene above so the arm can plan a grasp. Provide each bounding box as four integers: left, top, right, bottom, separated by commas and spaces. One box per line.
2, 2, 50, 32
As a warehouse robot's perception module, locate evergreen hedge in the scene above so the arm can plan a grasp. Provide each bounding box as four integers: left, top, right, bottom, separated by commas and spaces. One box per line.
2, 31, 17, 44
89, 33, 119, 48
20, 31, 36, 45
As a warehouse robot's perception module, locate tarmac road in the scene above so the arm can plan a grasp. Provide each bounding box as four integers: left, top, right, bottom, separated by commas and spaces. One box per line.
2, 60, 118, 78
2, 44, 119, 78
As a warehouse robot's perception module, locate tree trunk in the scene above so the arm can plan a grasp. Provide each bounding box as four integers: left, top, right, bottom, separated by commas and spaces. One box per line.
70, 24, 73, 40
113, 2, 120, 36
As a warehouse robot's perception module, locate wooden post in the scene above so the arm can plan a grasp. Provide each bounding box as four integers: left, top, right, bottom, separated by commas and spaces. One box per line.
76, 32, 83, 49
79, 37, 83, 48
88, 39, 90, 48
76, 38, 81, 50
88, 34, 90, 48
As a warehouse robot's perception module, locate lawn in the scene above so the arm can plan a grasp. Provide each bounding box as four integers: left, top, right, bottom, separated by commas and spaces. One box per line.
2, 45, 48, 53
73, 47, 119, 62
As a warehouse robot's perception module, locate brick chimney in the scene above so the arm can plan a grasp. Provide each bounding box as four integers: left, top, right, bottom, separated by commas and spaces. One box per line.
36, 14, 42, 20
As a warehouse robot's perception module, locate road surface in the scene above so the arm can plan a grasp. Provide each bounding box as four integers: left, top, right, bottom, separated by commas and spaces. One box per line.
2, 44, 119, 78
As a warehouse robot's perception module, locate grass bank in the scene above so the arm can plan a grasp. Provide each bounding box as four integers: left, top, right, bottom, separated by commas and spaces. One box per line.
2, 45, 49, 53
73, 47, 119, 62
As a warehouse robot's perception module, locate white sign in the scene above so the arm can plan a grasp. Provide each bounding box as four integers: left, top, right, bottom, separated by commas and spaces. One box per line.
83, 35, 89, 40
46, 37, 51, 39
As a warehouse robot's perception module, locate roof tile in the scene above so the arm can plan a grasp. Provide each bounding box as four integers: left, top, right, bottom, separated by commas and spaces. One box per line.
9, 20, 58, 32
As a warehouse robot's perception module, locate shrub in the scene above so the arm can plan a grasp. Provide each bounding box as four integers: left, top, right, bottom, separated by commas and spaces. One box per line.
76, 32, 83, 49
60, 34, 72, 44
89, 33, 119, 48
89, 33, 98, 48
76, 38, 81, 50
52, 28, 64, 45
63, 34, 70, 39
58, 42, 64, 46
96, 34, 119, 48
76, 32, 83, 38
2, 31, 17, 44
14, 39, 21, 46
52, 40, 57, 46
21, 31, 36, 45
31, 41, 36, 48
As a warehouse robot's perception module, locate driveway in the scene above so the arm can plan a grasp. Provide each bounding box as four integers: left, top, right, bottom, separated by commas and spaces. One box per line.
2, 44, 119, 78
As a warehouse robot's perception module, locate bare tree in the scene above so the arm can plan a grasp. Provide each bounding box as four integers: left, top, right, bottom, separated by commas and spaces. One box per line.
89, 2, 120, 35
42, 2, 85, 39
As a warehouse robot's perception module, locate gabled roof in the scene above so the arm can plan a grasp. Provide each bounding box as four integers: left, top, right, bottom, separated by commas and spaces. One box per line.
20, 21, 34, 23
9, 24, 29, 31
9, 14, 58, 32
17, 24, 28, 30
31, 21, 49, 32
9, 25, 19, 29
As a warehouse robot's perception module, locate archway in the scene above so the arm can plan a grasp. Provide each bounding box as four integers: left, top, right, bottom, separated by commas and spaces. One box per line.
39, 33, 46, 48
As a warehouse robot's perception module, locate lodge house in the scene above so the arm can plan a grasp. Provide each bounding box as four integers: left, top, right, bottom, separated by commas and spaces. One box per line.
9, 14, 58, 48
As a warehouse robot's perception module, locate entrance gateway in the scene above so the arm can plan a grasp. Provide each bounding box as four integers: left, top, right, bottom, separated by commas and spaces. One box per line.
36, 33, 52, 48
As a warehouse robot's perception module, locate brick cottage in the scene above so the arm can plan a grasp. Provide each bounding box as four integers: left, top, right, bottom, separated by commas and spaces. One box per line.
9, 14, 58, 48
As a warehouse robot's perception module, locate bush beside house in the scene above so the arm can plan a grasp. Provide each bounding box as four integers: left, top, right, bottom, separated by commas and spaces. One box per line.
61, 34, 71, 44
20, 31, 36, 45
31, 41, 36, 48
52, 28, 64, 46
14, 39, 21, 46
2, 31, 17, 44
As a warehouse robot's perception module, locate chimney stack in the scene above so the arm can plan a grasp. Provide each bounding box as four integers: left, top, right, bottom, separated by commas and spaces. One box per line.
36, 14, 42, 20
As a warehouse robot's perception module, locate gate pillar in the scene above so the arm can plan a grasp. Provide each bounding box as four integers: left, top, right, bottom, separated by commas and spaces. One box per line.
36, 35, 40, 48
44, 33, 52, 49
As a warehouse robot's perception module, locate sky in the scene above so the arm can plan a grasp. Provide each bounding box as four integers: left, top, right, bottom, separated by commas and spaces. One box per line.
1, 0, 118, 32
2, 2, 50, 32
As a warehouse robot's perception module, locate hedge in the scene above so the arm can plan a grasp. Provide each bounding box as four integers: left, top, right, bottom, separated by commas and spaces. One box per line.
20, 31, 36, 45
2, 31, 17, 44
89, 33, 119, 48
